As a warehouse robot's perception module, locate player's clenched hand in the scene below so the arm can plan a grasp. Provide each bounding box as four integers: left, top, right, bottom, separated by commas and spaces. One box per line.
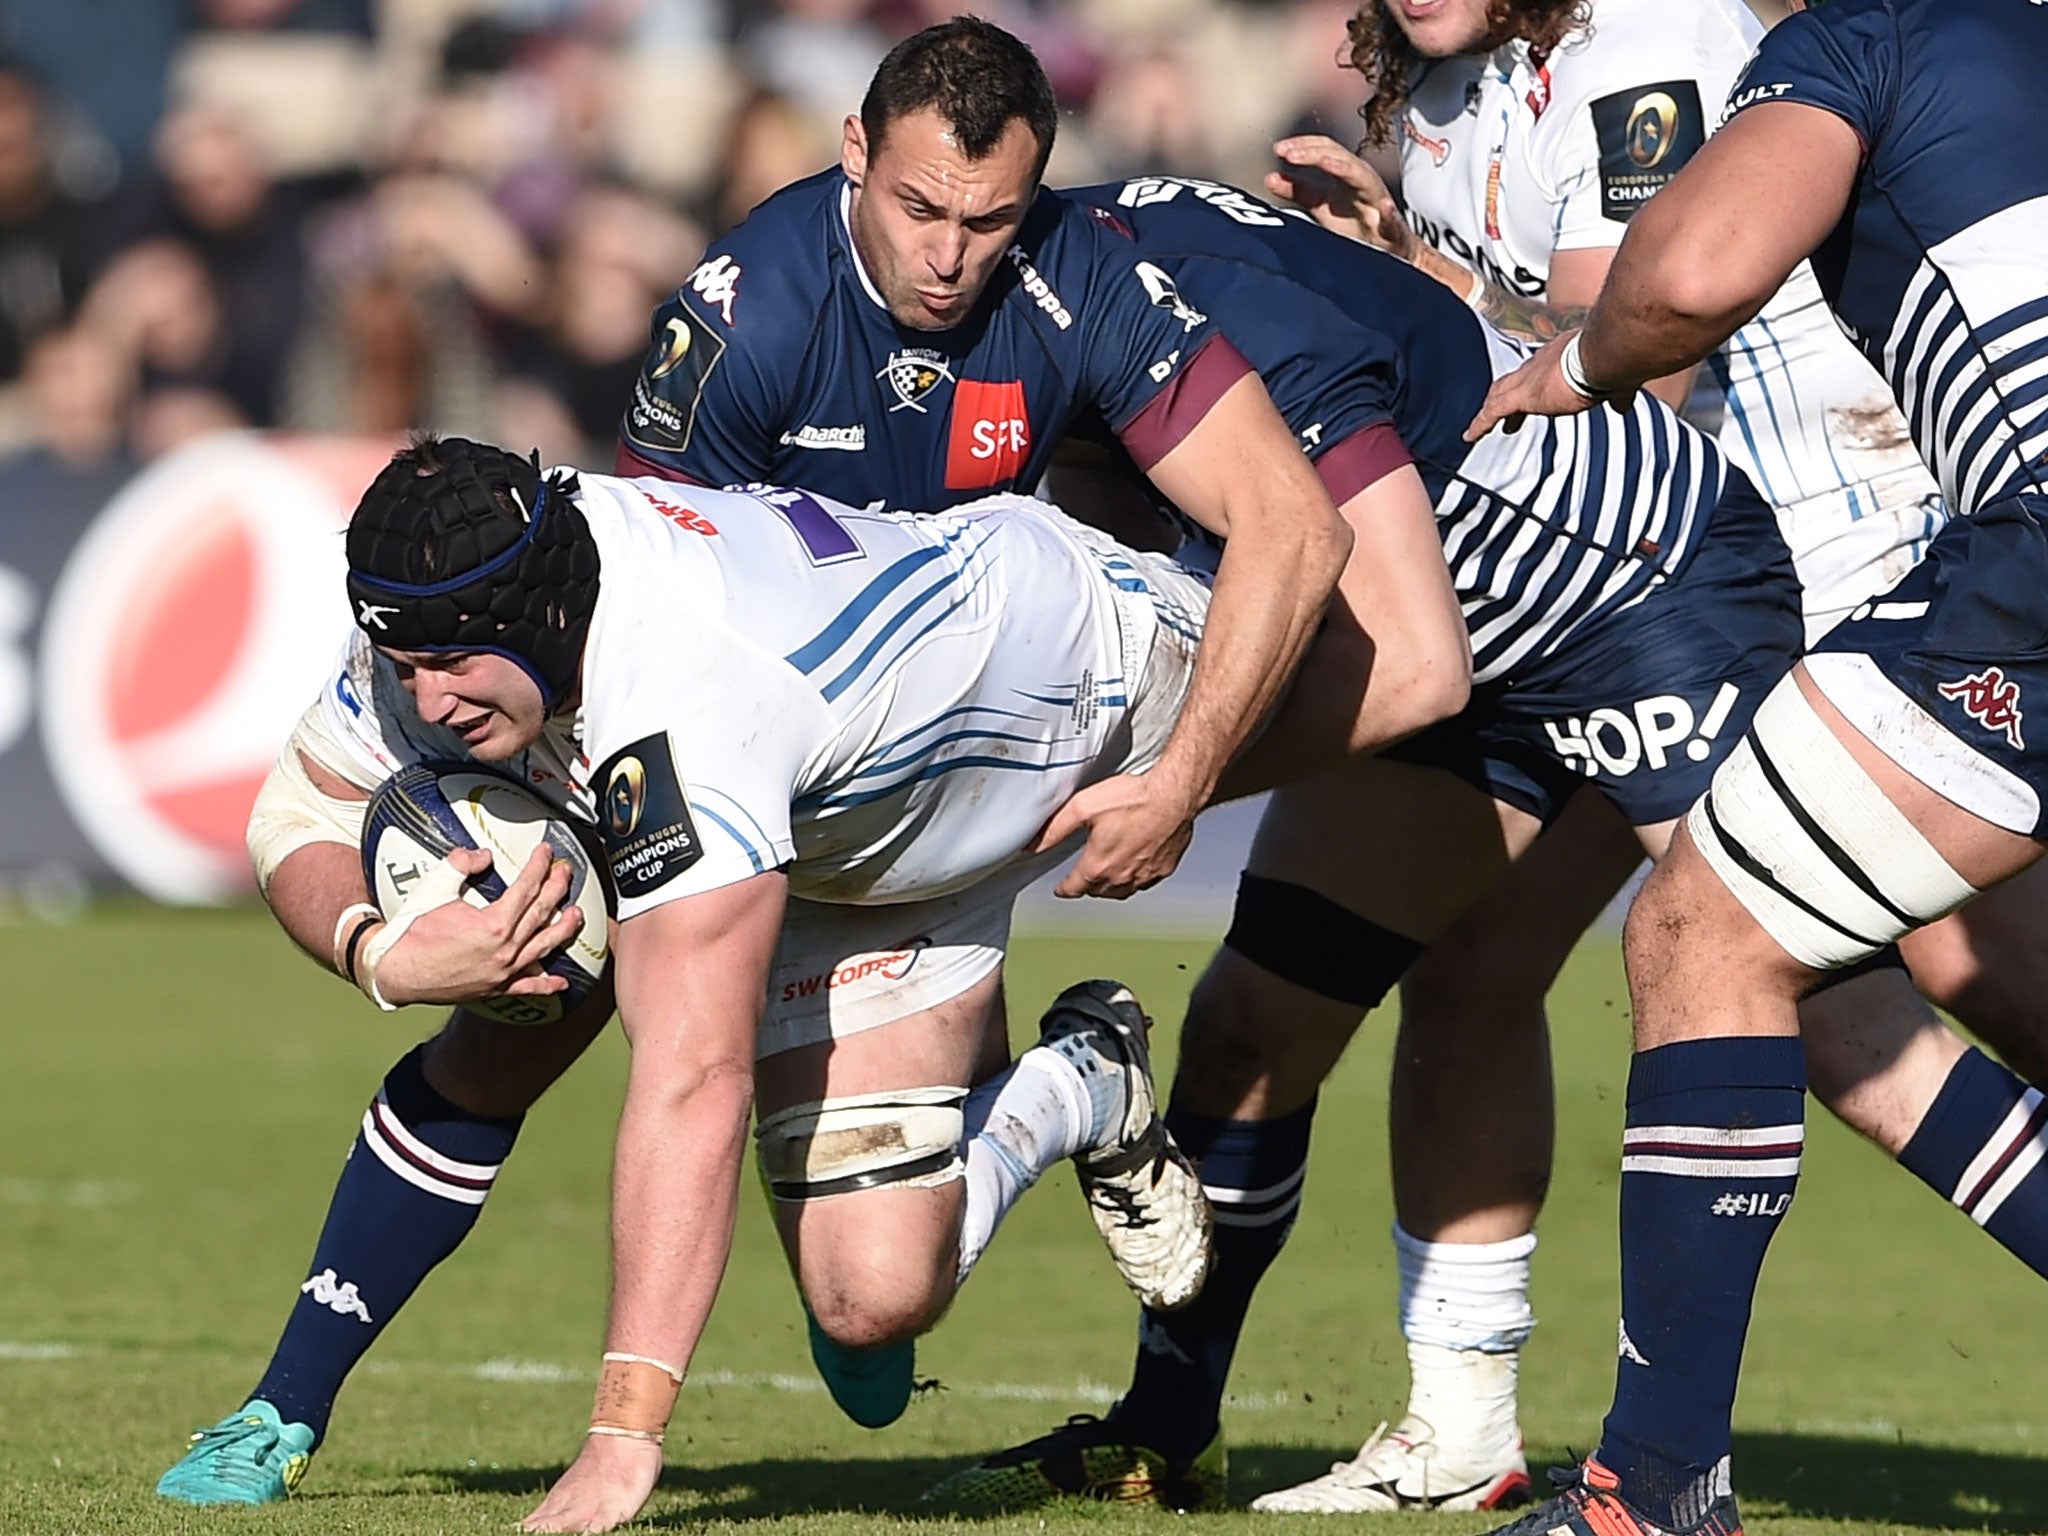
1266, 136, 1416, 261
367, 845, 583, 1008
521, 1432, 663, 1534
1465, 330, 1632, 442
1034, 772, 1197, 900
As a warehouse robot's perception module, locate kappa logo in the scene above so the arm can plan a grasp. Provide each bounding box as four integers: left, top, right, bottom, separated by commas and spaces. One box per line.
356, 599, 398, 631
1005, 246, 1074, 329
877, 348, 956, 413
1544, 682, 1742, 779
687, 255, 742, 325
1138, 1313, 1196, 1365
302, 1268, 373, 1324
1939, 666, 2025, 750
1618, 1319, 1650, 1367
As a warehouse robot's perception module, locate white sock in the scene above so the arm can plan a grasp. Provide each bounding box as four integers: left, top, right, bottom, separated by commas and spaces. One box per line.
1393, 1223, 1535, 1455
955, 1048, 1096, 1283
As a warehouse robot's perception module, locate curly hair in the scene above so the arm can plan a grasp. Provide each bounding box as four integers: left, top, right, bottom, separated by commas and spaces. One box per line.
1346, 0, 1592, 147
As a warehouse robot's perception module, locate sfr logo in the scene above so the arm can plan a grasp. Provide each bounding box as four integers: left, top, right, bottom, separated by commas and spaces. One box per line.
946, 380, 1032, 489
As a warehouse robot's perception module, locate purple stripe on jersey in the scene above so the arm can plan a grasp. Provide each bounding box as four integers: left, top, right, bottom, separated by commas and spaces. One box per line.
614, 440, 706, 485
1314, 421, 1412, 505
1116, 334, 1254, 471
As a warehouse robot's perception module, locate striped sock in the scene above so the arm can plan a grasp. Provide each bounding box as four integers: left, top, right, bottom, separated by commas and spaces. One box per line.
1899, 1047, 2048, 1276
1113, 1097, 1315, 1460
250, 1045, 520, 1442
1597, 1037, 1804, 1528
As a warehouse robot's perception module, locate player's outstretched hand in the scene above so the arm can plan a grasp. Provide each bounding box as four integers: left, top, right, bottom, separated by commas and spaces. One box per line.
1465, 330, 1632, 441
370, 845, 583, 1007
1035, 772, 1196, 900
1266, 135, 1415, 260
522, 1432, 663, 1534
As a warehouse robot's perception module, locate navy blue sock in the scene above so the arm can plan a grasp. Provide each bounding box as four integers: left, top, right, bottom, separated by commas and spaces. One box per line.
1597, 1037, 1804, 1528
1899, 1047, 2048, 1277
250, 1045, 521, 1442
1114, 1097, 1316, 1460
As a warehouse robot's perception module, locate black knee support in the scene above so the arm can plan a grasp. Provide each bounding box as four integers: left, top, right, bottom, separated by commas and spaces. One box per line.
1223, 873, 1424, 1009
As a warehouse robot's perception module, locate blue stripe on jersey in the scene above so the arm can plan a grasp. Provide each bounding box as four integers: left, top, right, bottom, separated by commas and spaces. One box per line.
691, 803, 766, 874
849, 726, 1069, 784
810, 751, 1096, 811
785, 543, 950, 675
819, 567, 972, 703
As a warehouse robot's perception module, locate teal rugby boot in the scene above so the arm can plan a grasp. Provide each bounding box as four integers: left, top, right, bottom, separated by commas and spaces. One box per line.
806, 1306, 916, 1429
156, 1399, 314, 1505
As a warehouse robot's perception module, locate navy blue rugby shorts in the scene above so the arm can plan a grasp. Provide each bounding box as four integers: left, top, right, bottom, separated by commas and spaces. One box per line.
1387, 473, 1805, 828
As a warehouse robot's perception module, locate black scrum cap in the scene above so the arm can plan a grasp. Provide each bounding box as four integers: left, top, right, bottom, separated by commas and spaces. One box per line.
344, 438, 599, 711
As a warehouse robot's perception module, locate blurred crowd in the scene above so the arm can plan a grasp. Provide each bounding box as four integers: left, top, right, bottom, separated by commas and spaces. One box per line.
0, 0, 1377, 483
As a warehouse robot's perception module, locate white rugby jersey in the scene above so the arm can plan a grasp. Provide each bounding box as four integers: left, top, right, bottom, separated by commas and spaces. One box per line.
309, 475, 1187, 918
1397, 0, 1946, 632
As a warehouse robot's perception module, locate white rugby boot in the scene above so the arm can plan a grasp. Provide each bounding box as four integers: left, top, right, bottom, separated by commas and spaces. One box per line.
1036, 980, 1214, 1312
1251, 1345, 1532, 1513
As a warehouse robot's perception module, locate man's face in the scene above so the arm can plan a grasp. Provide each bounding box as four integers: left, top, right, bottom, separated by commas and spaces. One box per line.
1383, 0, 1504, 58
843, 106, 1039, 331
382, 649, 546, 761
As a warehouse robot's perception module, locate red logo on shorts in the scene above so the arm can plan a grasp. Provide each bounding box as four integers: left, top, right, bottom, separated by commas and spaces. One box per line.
1938, 667, 2025, 750
644, 494, 718, 535
945, 380, 1032, 490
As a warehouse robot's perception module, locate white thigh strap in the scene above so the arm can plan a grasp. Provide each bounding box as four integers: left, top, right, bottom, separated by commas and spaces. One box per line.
755, 1087, 967, 1201
1688, 677, 1979, 970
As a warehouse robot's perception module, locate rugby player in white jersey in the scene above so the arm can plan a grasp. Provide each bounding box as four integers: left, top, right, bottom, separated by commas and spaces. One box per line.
1249, 0, 2048, 1510
211, 437, 1249, 1533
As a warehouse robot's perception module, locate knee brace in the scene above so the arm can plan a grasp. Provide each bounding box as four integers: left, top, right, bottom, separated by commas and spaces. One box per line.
1224, 873, 1424, 1008
1688, 680, 1979, 971
755, 1087, 967, 1201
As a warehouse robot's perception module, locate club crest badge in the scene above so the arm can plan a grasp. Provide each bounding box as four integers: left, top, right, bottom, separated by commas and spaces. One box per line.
877, 348, 957, 413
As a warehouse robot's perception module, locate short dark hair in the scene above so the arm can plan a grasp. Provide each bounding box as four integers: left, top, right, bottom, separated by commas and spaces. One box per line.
860, 17, 1058, 181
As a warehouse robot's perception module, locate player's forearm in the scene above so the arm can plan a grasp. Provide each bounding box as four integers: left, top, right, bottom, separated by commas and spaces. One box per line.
264, 839, 380, 978
1162, 497, 1351, 801
600, 1056, 753, 1393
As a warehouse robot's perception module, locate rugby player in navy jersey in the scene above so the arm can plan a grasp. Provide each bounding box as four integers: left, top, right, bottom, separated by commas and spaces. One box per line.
1464, 2, 2048, 1532
614, 17, 1470, 904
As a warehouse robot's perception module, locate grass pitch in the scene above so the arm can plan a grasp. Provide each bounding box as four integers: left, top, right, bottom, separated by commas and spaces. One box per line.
2, 905, 2044, 1535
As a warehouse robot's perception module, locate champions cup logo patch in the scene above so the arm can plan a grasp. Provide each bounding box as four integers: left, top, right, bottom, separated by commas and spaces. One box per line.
1626, 91, 1681, 168
606, 754, 647, 838
1939, 667, 2025, 751
1592, 80, 1704, 223
594, 732, 702, 897
648, 317, 693, 381
878, 348, 956, 413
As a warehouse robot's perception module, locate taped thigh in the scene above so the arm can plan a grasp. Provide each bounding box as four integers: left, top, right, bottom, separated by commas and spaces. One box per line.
755, 1087, 967, 1201
1687, 678, 1979, 971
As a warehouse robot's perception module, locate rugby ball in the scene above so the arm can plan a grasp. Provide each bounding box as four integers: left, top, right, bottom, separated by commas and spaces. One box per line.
360, 763, 611, 1025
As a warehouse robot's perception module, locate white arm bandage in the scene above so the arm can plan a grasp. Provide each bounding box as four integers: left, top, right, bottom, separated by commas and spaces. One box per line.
245, 705, 374, 898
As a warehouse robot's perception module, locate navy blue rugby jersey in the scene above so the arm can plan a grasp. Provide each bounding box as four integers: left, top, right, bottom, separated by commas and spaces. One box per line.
617, 168, 1252, 506
1727, 0, 2048, 517
1067, 176, 1728, 683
